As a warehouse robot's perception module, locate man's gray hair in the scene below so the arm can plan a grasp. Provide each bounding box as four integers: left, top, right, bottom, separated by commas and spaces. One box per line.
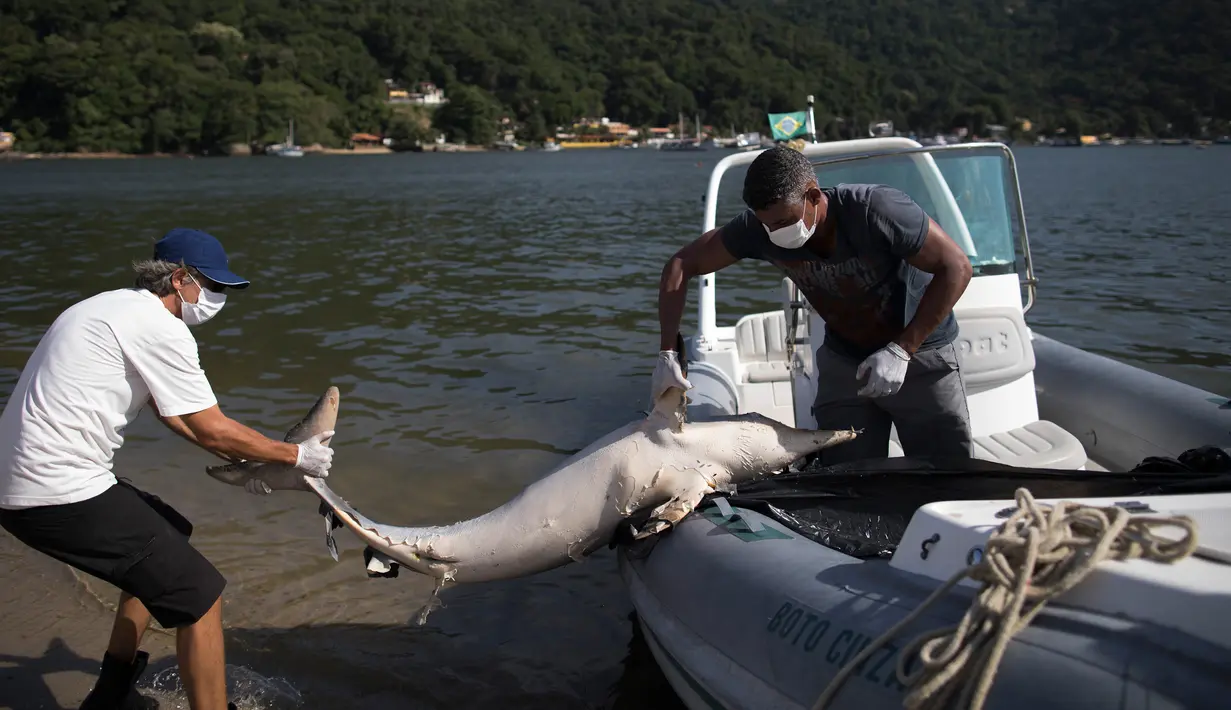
742, 145, 818, 210
132, 259, 200, 296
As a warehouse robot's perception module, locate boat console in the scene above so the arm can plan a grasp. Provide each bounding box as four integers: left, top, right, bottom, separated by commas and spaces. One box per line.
892, 490, 1231, 651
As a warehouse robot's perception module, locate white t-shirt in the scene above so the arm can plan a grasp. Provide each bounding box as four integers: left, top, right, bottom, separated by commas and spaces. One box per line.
0, 288, 218, 509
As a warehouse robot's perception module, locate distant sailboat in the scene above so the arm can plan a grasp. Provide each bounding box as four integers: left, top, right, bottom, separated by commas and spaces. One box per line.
266, 119, 304, 157
659, 112, 706, 151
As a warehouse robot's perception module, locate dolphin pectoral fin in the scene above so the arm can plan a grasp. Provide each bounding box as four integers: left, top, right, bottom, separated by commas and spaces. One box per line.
363, 546, 400, 578
566, 532, 610, 562
412, 575, 452, 626
633, 520, 671, 539
320, 501, 344, 562
631, 489, 705, 540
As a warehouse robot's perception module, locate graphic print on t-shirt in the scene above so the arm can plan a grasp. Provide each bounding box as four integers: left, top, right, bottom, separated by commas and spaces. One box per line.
766, 251, 902, 353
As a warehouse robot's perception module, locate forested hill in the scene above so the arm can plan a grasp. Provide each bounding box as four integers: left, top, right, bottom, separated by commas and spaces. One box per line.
0, 0, 1227, 153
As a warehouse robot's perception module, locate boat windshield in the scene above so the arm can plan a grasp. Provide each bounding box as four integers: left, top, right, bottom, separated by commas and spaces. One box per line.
812, 145, 1021, 277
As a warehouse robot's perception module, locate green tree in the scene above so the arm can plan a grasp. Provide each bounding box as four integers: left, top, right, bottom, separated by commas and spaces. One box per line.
1062, 109, 1085, 137
385, 107, 435, 149
0, 0, 1227, 154
432, 85, 500, 145
516, 112, 549, 142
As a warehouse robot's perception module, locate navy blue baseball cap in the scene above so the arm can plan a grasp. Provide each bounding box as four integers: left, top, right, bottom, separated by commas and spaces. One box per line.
154, 228, 250, 289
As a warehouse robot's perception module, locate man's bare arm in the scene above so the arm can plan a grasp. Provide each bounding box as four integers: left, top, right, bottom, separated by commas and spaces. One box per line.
896, 217, 973, 354
156, 408, 199, 445
152, 398, 241, 463
163, 404, 298, 466
658, 228, 739, 350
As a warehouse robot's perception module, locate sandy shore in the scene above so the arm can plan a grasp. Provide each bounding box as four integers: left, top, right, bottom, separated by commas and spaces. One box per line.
0, 151, 182, 161
0, 533, 179, 710
0, 532, 321, 710
0, 146, 490, 160
313, 146, 394, 156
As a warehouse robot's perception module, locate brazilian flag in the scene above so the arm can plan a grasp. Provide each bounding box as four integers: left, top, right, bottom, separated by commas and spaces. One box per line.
768, 111, 808, 141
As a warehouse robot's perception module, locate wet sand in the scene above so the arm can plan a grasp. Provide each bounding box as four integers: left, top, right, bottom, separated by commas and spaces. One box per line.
0, 532, 179, 709
0, 526, 679, 710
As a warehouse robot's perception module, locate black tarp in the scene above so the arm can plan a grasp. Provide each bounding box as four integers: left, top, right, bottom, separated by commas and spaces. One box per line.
691, 448, 1231, 559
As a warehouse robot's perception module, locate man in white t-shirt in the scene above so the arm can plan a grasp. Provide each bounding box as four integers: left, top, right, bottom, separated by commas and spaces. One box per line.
0, 228, 333, 710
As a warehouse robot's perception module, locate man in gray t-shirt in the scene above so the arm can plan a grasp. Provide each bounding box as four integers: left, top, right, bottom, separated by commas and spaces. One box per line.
651, 145, 975, 463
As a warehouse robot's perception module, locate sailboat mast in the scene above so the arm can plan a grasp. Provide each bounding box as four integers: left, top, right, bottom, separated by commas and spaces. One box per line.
806, 95, 817, 144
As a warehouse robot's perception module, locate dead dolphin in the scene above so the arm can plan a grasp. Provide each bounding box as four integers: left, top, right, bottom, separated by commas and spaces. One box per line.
207, 358, 858, 624
294, 382, 854, 623
204, 386, 339, 492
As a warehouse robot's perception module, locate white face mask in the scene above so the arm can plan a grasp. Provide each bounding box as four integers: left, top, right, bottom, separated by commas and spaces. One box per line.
179, 274, 226, 326
763, 198, 818, 249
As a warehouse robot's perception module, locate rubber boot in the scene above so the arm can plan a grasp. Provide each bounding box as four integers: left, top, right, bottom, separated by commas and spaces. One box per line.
79, 650, 149, 710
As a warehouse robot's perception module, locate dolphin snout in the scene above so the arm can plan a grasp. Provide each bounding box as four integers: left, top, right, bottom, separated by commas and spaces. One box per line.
815, 428, 860, 448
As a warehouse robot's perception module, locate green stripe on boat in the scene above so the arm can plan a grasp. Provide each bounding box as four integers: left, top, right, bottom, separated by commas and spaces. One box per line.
700, 507, 791, 542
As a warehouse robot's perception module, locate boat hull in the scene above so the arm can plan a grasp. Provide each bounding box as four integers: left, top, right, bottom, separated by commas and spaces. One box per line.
1032, 333, 1231, 470
618, 503, 1231, 710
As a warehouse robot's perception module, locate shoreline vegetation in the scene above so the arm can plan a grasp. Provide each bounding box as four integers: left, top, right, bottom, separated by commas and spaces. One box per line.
0, 137, 1226, 162
1, 1, 1226, 160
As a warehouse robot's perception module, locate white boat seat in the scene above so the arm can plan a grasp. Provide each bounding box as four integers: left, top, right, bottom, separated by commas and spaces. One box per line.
951, 305, 1087, 469
734, 311, 798, 383
888, 420, 1087, 470
735, 311, 788, 361
972, 420, 1088, 469
745, 361, 790, 383
954, 305, 1035, 396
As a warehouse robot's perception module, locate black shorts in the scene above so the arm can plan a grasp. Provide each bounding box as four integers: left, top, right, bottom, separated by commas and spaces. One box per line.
0, 479, 226, 628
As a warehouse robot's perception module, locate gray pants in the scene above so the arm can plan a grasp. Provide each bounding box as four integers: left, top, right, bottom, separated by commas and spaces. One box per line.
812, 341, 973, 464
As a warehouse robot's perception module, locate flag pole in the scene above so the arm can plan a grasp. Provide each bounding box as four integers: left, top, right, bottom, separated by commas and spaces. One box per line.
806, 94, 817, 144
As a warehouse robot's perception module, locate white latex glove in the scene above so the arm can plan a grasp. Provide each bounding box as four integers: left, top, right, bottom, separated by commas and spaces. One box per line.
856, 342, 911, 397
245, 479, 272, 495
295, 430, 335, 478
650, 350, 692, 401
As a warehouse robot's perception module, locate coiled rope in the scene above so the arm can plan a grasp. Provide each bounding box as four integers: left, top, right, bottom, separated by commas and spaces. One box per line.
812, 487, 1199, 710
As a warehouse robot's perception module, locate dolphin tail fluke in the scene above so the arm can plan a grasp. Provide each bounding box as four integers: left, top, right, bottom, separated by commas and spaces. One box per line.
205, 386, 340, 493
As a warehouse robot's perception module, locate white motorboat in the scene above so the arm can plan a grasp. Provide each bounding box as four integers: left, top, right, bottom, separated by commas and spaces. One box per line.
616, 137, 1231, 710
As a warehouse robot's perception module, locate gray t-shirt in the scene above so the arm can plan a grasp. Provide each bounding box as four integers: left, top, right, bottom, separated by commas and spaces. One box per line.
720, 183, 958, 360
